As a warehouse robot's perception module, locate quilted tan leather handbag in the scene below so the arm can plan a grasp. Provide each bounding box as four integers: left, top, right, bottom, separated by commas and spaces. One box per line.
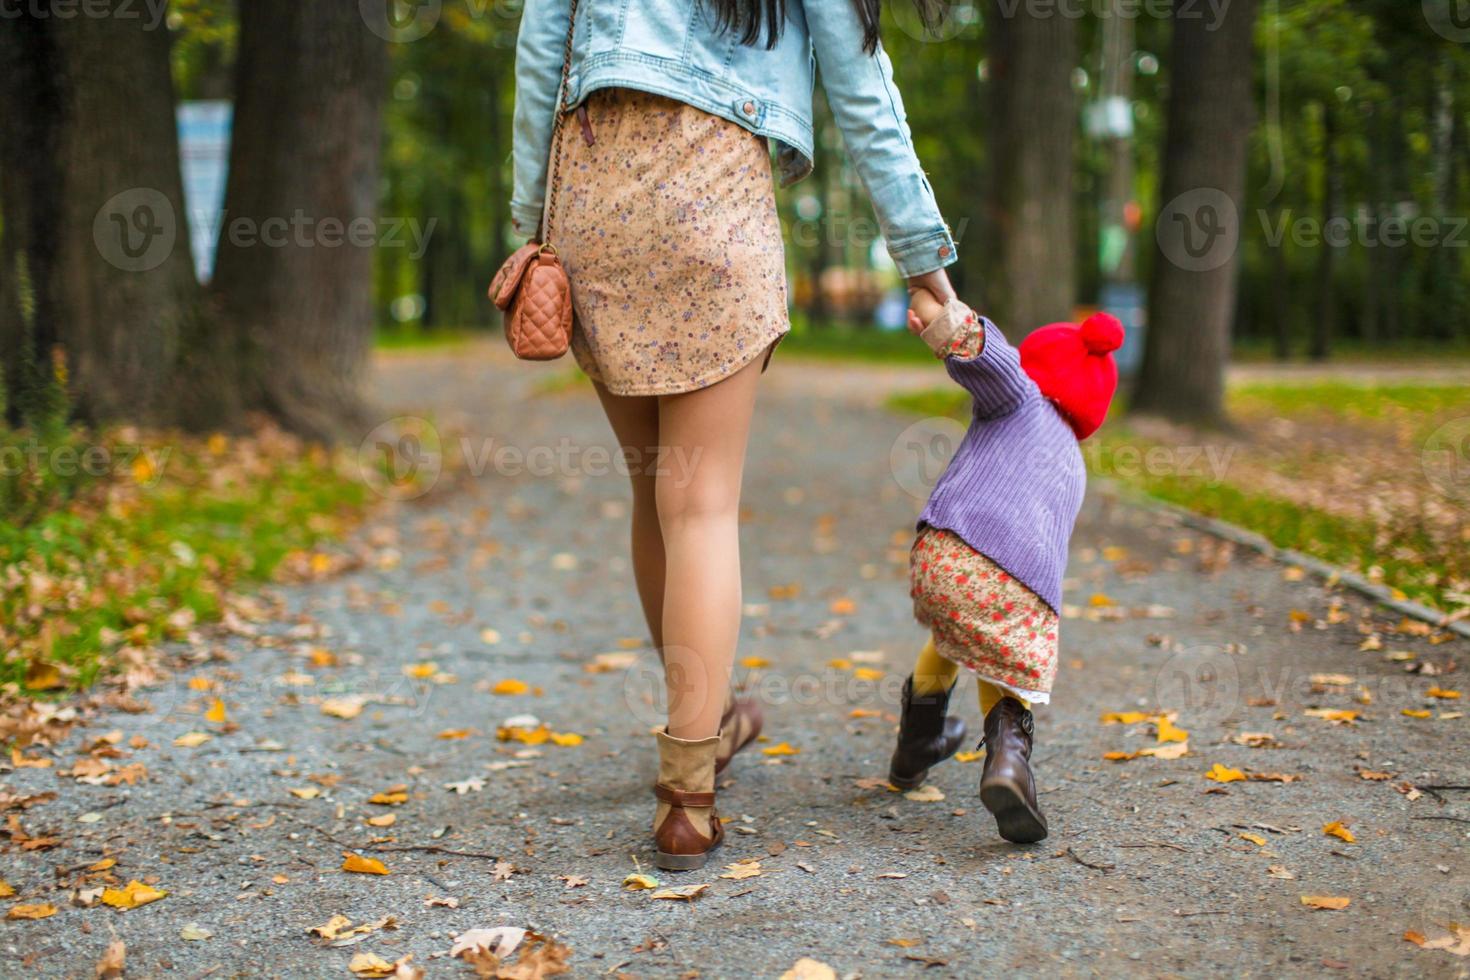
489, 0, 580, 360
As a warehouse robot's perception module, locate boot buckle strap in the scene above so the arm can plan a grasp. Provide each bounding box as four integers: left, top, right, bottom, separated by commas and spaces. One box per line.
654, 783, 715, 808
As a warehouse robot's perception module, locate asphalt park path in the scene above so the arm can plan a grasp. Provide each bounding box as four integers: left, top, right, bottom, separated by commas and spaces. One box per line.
4, 340, 1467, 978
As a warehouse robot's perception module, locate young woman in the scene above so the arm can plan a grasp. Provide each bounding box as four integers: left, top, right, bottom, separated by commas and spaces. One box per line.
512, 0, 958, 870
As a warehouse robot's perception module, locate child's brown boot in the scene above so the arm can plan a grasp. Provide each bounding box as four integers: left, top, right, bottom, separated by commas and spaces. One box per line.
715, 691, 763, 774
887, 675, 967, 789
979, 696, 1048, 843
653, 729, 724, 870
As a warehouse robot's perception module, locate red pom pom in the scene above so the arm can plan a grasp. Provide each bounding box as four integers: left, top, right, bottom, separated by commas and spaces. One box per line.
1080, 313, 1124, 355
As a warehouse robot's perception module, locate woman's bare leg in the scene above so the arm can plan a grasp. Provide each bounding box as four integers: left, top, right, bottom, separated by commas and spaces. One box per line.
656, 352, 767, 740
592, 383, 665, 647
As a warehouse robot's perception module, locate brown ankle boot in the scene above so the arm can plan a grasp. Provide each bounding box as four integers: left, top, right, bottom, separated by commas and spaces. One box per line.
978, 696, 1048, 843
887, 675, 967, 790
653, 729, 724, 870
715, 691, 763, 775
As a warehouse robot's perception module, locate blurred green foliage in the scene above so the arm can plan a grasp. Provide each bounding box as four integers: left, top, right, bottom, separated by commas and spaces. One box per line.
161, 0, 1470, 352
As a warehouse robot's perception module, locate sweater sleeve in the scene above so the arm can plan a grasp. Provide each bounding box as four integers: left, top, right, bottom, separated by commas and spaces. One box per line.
944, 315, 1036, 418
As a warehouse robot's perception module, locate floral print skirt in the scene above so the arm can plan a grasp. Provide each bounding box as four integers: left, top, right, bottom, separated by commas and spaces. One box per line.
910, 527, 1059, 703
547, 87, 791, 396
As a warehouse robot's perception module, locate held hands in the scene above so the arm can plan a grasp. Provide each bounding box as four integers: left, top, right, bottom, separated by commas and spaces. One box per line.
906, 287, 945, 335
905, 268, 956, 336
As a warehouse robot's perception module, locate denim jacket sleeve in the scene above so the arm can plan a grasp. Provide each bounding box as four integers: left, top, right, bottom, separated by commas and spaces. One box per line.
510, 0, 572, 239
804, 0, 957, 278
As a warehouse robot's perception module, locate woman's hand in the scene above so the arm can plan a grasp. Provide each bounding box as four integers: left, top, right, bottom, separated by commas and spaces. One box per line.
906, 268, 957, 305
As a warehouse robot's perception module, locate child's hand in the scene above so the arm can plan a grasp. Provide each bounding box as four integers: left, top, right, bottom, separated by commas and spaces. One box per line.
906, 286, 946, 336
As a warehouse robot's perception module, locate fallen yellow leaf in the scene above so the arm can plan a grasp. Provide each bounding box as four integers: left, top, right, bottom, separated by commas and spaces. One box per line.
955, 750, 985, 763
368, 787, 409, 806
622, 873, 660, 890
1402, 708, 1433, 719
1156, 717, 1189, 743
1322, 821, 1355, 843
1204, 763, 1246, 783
173, 732, 211, 748
0, 881, 13, 899
740, 656, 772, 668
548, 731, 584, 746
762, 741, 800, 756
1300, 895, 1350, 911
853, 667, 884, 682
1426, 687, 1461, 700
436, 728, 475, 740
829, 598, 857, 615
204, 698, 229, 724
365, 814, 396, 828
1100, 711, 1150, 725
403, 662, 438, 679
827, 658, 853, 670
1304, 708, 1359, 723
101, 880, 167, 910
6, 903, 56, 920
1239, 832, 1267, 846
492, 679, 529, 696
288, 787, 320, 800
341, 853, 391, 875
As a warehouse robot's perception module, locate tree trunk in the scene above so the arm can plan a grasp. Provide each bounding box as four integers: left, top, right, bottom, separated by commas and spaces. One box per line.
211, 0, 388, 441
1309, 102, 1339, 361
981, 1, 1076, 330
1, 7, 198, 427
1131, 0, 1258, 425
1269, 204, 1292, 360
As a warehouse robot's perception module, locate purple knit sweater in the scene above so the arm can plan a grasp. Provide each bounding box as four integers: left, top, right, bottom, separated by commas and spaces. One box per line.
915, 300, 1085, 613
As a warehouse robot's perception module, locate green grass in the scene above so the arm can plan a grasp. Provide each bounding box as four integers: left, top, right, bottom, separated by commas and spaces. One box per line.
885, 381, 1470, 613
1, 426, 367, 694
1230, 381, 1470, 433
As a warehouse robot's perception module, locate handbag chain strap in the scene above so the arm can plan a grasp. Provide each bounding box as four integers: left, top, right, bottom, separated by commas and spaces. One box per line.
539, 0, 580, 246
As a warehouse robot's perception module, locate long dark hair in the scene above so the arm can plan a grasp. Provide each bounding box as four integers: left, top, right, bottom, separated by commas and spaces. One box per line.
707, 0, 947, 54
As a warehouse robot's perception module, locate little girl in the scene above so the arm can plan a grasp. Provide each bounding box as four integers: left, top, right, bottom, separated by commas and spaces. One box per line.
888, 288, 1123, 843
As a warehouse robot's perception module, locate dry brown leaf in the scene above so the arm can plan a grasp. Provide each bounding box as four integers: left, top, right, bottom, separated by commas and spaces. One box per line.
94, 940, 125, 979
1404, 925, 1470, 956
1300, 895, 1350, 911
650, 883, 708, 901
321, 697, 366, 720
781, 958, 837, 980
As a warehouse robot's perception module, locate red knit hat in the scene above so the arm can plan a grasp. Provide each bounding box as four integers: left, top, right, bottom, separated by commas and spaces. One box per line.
1018, 312, 1124, 440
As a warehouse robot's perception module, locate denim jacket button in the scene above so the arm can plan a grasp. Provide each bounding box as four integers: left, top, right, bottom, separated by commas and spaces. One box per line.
742, 101, 757, 116
938, 244, 952, 258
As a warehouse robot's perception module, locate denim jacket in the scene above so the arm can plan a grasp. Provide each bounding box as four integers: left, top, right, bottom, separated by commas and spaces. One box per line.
511, 0, 958, 277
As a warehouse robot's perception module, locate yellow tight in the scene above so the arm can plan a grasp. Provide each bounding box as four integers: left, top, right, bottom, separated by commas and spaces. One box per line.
911, 636, 1029, 715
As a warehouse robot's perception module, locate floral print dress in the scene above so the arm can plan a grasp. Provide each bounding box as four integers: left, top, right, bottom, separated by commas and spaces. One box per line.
548, 87, 791, 396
